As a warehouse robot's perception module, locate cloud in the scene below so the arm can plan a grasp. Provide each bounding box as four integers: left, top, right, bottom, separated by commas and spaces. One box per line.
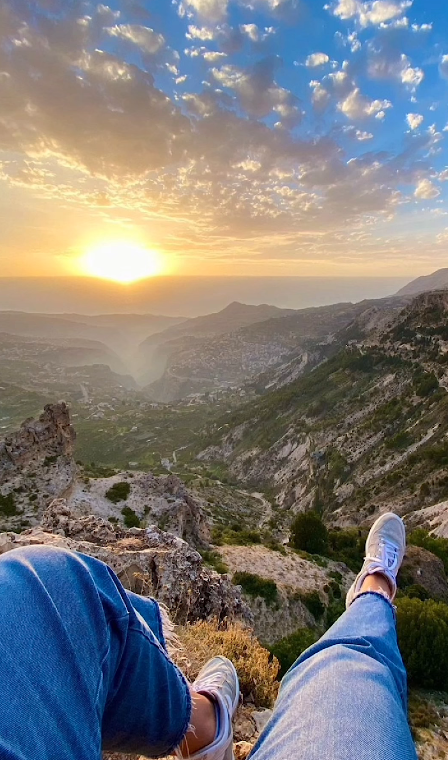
367, 50, 424, 90
337, 87, 392, 119
406, 113, 423, 130
182, 0, 229, 22
306, 52, 330, 67
328, 0, 412, 28
211, 56, 297, 119
440, 55, 448, 81
414, 179, 440, 200
186, 25, 216, 40
310, 80, 331, 111
106, 24, 165, 54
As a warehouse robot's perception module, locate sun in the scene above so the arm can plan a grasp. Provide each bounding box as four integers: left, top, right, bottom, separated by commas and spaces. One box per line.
81, 241, 163, 284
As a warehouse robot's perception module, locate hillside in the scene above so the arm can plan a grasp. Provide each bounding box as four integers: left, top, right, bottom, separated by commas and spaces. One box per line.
146, 297, 409, 402
195, 291, 448, 528
397, 268, 448, 296
2, 404, 448, 758
138, 302, 296, 385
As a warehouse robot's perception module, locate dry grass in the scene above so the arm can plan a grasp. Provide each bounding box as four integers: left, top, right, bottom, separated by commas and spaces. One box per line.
175, 620, 280, 708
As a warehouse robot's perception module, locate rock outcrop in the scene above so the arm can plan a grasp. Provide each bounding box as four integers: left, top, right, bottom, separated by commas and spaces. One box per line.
0, 501, 251, 626
0, 402, 75, 481
68, 471, 210, 548
400, 545, 448, 602
0, 403, 77, 530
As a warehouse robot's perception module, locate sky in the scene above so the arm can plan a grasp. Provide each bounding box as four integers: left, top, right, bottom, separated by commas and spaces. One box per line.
1, 0, 448, 279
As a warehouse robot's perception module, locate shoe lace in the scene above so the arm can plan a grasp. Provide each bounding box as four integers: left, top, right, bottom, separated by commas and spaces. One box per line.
366, 537, 399, 572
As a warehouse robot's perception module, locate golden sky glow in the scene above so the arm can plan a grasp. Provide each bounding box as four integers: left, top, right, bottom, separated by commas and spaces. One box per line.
1, 0, 448, 280
80, 242, 164, 283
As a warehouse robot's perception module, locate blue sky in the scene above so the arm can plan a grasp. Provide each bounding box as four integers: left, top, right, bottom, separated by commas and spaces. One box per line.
1, 0, 448, 277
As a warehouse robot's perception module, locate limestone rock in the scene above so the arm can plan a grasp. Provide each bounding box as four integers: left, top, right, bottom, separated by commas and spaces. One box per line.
0, 403, 77, 530
400, 545, 448, 602
0, 501, 252, 627
0, 403, 75, 479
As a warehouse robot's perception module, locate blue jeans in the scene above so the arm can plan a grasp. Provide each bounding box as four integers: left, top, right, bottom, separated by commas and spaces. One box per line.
0, 546, 417, 760
250, 591, 418, 760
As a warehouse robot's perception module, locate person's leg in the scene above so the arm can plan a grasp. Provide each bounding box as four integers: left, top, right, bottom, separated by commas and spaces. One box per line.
250, 512, 417, 760
250, 591, 416, 760
0, 544, 192, 759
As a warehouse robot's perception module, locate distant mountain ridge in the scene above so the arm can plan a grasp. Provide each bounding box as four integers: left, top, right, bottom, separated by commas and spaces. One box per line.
397, 268, 448, 296
138, 301, 297, 385
145, 297, 409, 401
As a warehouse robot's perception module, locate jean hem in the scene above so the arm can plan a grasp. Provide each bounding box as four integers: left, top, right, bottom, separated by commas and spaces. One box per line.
351, 590, 397, 619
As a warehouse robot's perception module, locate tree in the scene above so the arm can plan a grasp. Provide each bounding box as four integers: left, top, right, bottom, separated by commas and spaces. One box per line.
290, 511, 328, 555
396, 597, 448, 689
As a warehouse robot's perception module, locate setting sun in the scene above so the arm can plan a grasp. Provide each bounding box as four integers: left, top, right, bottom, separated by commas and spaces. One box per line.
81, 241, 163, 284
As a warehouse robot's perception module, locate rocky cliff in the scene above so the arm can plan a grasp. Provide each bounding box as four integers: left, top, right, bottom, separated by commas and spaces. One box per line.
0, 403, 77, 530
0, 500, 251, 627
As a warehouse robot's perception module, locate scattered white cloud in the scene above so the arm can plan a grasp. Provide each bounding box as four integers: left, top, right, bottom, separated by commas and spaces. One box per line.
438, 169, 448, 182
310, 80, 331, 111
106, 24, 165, 54
414, 179, 440, 200
338, 88, 392, 120
406, 113, 423, 130
186, 25, 215, 40
328, 0, 412, 28
356, 129, 374, 140
367, 52, 424, 90
401, 60, 424, 88
182, 0, 228, 22
440, 55, 448, 81
203, 50, 227, 61
240, 23, 260, 42
306, 52, 330, 67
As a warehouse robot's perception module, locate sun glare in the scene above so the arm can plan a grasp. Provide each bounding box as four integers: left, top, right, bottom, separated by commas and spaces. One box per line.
81, 241, 163, 284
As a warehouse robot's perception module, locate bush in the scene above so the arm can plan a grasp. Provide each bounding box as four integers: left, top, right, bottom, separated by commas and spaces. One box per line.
296, 590, 325, 619
269, 628, 317, 678
0, 493, 17, 517
199, 549, 229, 575
290, 512, 328, 555
177, 621, 279, 706
327, 528, 365, 572
396, 597, 448, 689
414, 372, 438, 397
121, 506, 140, 528
106, 481, 131, 503
233, 572, 278, 605
212, 526, 262, 546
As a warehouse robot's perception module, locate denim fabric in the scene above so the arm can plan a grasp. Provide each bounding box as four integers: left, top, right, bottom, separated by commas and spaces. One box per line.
250, 592, 418, 760
0, 545, 191, 760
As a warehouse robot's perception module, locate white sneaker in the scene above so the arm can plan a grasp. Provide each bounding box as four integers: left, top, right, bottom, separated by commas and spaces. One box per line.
179, 656, 240, 760
345, 512, 406, 609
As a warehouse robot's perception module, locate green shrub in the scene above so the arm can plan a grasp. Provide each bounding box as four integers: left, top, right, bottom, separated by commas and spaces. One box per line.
121, 506, 140, 528
269, 628, 317, 678
43, 455, 58, 466
296, 590, 325, 619
212, 526, 262, 546
414, 372, 438, 397
396, 597, 448, 689
199, 549, 229, 575
290, 512, 328, 555
233, 571, 278, 605
0, 493, 17, 516
106, 481, 131, 503
327, 528, 365, 572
